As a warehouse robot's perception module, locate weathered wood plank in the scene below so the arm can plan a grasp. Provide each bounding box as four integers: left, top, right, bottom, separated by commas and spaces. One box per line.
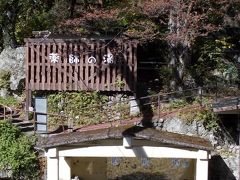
99, 43, 104, 91
112, 53, 116, 91
106, 47, 111, 91
74, 43, 79, 91
67, 43, 73, 90
90, 43, 95, 90
30, 44, 35, 90
25, 42, 30, 93
57, 43, 62, 91
79, 43, 84, 90
63, 43, 67, 91
85, 45, 89, 89
46, 43, 51, 90
115, 45, 121, 91
41, 44, 46, 90
36, 44, 40, 90
52, 43, 57, 90
96, 42, 100, 91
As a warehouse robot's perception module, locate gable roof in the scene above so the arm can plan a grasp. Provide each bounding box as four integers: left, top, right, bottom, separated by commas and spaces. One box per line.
37, 125, 213, 151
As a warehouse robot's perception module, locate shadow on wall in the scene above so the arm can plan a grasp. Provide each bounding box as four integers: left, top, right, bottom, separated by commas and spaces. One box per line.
209, 155, 236, 180
108, 172, 170, 180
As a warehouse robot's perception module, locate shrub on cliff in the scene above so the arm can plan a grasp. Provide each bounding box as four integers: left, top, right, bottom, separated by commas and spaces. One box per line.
0, 121, 39, 179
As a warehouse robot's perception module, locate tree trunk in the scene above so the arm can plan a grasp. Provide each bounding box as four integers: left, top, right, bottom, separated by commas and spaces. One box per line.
2, 24, 17, 48
168, 8, 191, 91
2, 3, 18, 48
169, 45, 190, 91
69, 0, 76, 18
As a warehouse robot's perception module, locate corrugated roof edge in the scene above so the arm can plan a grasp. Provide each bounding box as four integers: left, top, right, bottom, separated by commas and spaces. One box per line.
37, 125, 213, 151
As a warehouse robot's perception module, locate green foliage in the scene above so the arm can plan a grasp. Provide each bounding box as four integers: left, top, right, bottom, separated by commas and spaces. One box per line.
15, 10, 54, 43
0, 70, 11, 90
14, 0, 59, 43
0, 0, 69, 46
190, 35, 237, 85
218, 148, 236, 157
165, 96, 220, 133
0, 96, 21, 107
104, 0, 136, 9
0, 0, 239, 96
0, 70, 22, 107
0, 121, 39, 179
47, 92, 133, 129
158, 66, 172, 88
177, 103, 220, 133
0, 0, 49, 46
115, 78, 125, 89
196, 108, 220, 132
168, 99, 188, 109
47, 92, 109, 128
47, 0, 69, 22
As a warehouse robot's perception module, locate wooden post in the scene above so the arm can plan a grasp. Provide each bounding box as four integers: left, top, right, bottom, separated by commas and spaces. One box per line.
68, 117, 73, 133
25, 87, 32, 121
33, 111, 36, 132
196, 158, 208, 180
25, 89, 29, 121
25, 42, 29, 121
10, 108, 12, 120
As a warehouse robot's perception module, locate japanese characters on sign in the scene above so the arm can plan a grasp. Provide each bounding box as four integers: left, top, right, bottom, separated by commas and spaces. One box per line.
87, 56, 97, 64
68, 53, 80, 64
103, 53, 114, 64
49, 53, 60, 63
48, 51, 114, 64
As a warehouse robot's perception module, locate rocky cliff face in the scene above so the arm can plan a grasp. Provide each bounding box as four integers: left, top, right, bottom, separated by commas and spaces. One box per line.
0, 47, 25, 92
153, 117, 239, 180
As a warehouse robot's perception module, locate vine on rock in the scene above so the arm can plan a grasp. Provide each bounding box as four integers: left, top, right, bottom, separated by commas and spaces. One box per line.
47, 91, 108, 129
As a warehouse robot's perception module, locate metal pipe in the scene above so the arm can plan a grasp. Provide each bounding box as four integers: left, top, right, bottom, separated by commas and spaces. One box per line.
33, 111, 36, 132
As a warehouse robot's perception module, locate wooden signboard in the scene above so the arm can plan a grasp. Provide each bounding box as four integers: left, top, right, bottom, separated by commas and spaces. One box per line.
25, 38, 137, 92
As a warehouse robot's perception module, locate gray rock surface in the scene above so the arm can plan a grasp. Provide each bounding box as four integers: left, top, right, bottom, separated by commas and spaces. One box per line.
159, 117, 239, 180
161, 117, 204, 136
0, 47, 25, 90
129, 97, 140, 116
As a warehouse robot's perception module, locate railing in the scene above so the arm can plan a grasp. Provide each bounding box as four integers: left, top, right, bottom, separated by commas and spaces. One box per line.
29, 110, 68, 133
29, 87, 204, 133
29, 85, 240, 133
0, 104, 13, 121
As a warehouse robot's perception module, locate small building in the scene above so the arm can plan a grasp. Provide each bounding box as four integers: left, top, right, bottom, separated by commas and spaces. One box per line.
24, 37, 138, 122
38, 125, 213, 180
